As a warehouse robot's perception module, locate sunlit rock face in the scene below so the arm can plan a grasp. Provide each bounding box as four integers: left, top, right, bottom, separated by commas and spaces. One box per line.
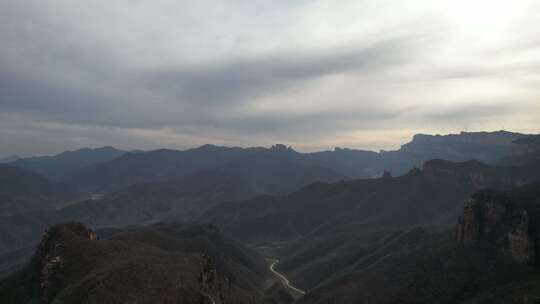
456, 190, 535, 264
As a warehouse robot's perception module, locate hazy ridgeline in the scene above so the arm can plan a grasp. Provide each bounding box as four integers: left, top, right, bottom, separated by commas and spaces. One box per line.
1, 131, 540, 303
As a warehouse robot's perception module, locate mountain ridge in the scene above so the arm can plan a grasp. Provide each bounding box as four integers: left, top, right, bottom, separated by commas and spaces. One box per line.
203, 157, 540, 245
11, 147, 129, 180
61, 130, 532, 193
0, 221, 289, 304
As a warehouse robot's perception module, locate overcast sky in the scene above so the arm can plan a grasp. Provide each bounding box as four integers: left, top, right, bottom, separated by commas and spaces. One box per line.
1, 0, 539, 157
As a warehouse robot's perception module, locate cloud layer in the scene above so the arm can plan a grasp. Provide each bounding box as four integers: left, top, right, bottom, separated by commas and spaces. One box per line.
1, 0, 539, 156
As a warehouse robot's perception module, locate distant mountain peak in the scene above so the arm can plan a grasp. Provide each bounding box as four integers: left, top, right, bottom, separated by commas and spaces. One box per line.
194, 144, 220, 150
405, 166, 423, 177
93, 146, 119, 151
408, 130, 525, 144
271, 143, 293, 151
11, 147, 128, 180
61, 146, 123, 154
267, 144, 298, 156
0, 155, 20, 163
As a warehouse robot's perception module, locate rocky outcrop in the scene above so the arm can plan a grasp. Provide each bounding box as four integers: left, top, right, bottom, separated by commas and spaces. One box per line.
502, 135, 540, 166
403, 131, 524, 149
1, 222, 272, 304
456, 190, 535, 264
198, 252, 228, 304
399, 131, 525, 163
423, 159, 536, 190
456, 200, 480, 242
381, 171, 392, 179
32, 222, 97, 303
507, 210, 532, 263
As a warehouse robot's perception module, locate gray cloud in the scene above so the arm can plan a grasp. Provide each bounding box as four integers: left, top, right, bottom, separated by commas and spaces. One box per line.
0, 0, 539, 156
0, 34, 422, 130
413, 102, 517, 122
142, 37, 417, 107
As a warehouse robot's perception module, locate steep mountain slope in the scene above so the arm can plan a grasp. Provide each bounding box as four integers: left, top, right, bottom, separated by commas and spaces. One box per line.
64, 145, 262, 193
0, 152, 344, 255
0, 222, 286, 304
296, 228, 539, 304
0, 209, 64, 256
0, 165, 77, 216
0, 166, 79, 256
11, 147, 128, 180
204, 158, 540, 245
500, 134, 540, 166
62, 131, 530, 193
294, 182, 540, 304
389, 130, 526, 165
64, 152, 346, 227
304, 147, 399, 178
422, 159, 540, 189
203, 168, 472, 245
301, 131, 529, 178
0, 155, 20, 164
3, 146, 536, 266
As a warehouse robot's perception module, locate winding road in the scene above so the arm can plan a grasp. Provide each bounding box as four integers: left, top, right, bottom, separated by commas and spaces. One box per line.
267, 258, 306, 299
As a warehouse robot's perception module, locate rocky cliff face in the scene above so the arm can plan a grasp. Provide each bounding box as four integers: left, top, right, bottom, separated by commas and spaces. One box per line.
398, 131, 525, 164
404, 131, 524, 148
502, 135, 540, 166
456, 190, 535, 264
32, 222, 97, 303
423, 159, 536, 190
1, 221, 282, 304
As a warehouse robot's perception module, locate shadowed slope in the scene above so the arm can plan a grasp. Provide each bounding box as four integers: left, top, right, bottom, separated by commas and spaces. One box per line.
0, 222, 284, 304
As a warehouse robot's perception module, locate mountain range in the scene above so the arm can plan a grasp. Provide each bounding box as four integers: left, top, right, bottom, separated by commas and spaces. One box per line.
10, 147, 129, 180
3, 131, 526, 195
1, 130, 540, 303
294, 182, 540, 304
202, 158, 540, 245
0, 165, 78, 217
0, 155, 20, 164
0, 221, 294, 304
